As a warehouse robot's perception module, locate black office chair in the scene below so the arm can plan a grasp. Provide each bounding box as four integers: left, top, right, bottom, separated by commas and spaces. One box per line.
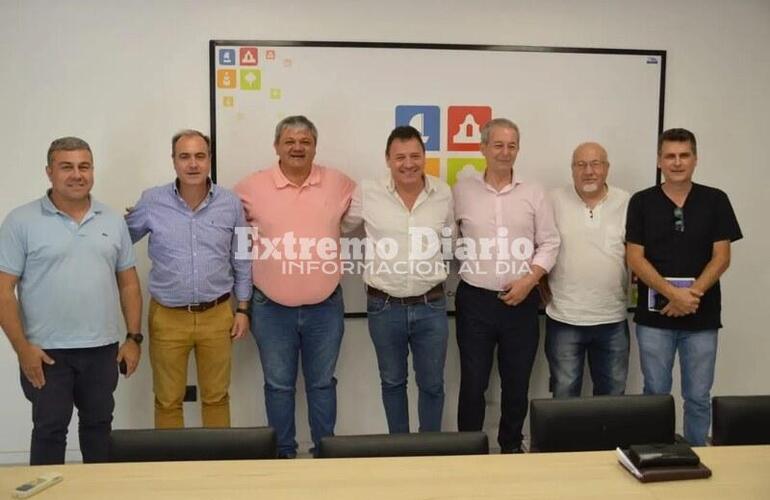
317, 431, 489, 458
529, 394, 676, 452
109, 426, 277, 462
712, 395, 770, 445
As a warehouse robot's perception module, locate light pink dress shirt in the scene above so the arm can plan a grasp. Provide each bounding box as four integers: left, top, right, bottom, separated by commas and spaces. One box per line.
234, 164, 355, 306
453, 169, 560, 291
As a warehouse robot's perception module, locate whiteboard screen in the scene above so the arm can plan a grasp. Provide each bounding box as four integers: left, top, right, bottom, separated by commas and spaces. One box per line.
210, 41, 665, 315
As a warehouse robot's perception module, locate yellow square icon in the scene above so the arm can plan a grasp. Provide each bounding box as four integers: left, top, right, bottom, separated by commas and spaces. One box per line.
223, 96, 234, 107
270, 88, 281, 100
217, 69, 236, 89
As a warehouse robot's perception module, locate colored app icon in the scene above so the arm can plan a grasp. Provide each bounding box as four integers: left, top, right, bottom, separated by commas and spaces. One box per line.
447, 106, 492, 151
270, 88, 282, 100
240, 69, 261, 90
217, 69, 237, 89
240, 47, 258, 65
447, 157, 486, 186
394, 105, 440, 151
266, 49, 276, 60
219, 49, 236, 66
425, 158, 440, 178
223, 96, 234, 108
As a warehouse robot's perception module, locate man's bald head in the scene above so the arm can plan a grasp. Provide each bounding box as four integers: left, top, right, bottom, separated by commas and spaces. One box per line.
571, 142, 610, 197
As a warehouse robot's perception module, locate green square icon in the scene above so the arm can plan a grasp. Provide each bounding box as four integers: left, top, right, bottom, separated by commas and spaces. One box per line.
447, 157, 486, 186
240, 69, 261, 90
270, 88, 281, 100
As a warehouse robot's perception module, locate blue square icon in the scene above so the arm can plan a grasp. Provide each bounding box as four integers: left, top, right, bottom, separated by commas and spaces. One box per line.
219, 49, 236, 66
395, 105, 440, 151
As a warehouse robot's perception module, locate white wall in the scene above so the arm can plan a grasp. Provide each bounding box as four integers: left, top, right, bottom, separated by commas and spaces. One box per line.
1, 0, 768, 463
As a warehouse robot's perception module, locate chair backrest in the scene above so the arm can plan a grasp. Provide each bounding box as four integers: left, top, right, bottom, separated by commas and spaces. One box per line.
712, 395, 770, 445
529, 394, 675, 452
317, 431, 489, 458
109, 426, 277, 462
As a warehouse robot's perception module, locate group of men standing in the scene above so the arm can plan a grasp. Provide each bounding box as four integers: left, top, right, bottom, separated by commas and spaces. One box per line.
0, 116, 741, 464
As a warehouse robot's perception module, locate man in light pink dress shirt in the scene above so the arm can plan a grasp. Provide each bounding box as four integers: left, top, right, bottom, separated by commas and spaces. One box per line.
234, 116, 355, 458
453, 118, 560, 453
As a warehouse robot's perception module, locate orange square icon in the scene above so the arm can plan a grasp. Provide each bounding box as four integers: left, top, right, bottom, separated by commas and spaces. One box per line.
425, 158, 440, 178
217, 69, 237, 89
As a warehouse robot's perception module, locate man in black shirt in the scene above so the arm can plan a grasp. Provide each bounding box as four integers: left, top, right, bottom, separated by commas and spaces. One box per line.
626, 128, 742, 446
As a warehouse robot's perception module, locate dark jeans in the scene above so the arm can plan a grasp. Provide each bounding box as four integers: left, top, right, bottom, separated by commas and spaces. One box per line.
455, 280, 540, 451
20, 342, 119, 465
545, 317, 630, 398
367, 294, 449, 434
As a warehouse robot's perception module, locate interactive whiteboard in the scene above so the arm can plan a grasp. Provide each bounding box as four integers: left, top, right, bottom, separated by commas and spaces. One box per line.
210, 41, 666, 315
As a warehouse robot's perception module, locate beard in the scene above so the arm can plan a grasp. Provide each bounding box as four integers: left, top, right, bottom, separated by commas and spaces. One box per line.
581, 182, 600, 193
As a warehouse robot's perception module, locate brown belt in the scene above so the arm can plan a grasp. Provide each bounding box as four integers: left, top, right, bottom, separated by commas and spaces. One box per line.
366, 284, 444, 305
171, 293, 231, 313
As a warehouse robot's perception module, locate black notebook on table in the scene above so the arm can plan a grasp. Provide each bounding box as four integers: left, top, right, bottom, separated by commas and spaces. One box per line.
616, 444, 712, 483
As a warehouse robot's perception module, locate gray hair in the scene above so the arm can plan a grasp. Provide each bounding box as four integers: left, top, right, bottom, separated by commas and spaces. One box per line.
172, 129, 211, 156
47, 137, 92, 166
274, 115, 318, 145
480, 118, 520, 145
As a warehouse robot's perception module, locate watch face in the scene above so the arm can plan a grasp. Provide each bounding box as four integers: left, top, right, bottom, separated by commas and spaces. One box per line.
127, 333, 144, 344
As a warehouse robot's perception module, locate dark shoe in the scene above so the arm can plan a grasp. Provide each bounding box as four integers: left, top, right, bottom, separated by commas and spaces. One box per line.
500, 447, 523, 454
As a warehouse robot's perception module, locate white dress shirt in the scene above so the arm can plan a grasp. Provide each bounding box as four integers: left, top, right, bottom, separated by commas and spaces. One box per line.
343, 175, 454, 297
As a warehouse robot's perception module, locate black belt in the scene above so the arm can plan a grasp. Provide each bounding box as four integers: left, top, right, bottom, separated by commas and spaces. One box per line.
171, 293, 231, 313
366, 284, 444, 305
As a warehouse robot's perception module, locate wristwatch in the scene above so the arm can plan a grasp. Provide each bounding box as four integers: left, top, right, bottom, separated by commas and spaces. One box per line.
126, 332, 144, 345
235, 307, 251, 319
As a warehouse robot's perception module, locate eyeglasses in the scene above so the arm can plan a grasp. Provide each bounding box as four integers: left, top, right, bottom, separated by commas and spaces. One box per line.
673, 207, 685, 232
572, 160, 607, 170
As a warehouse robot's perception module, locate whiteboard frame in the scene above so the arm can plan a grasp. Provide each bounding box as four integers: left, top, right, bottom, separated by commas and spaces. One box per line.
208, 40, 667, 317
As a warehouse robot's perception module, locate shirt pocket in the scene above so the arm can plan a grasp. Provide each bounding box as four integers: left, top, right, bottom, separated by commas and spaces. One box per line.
603, 224, 626, 258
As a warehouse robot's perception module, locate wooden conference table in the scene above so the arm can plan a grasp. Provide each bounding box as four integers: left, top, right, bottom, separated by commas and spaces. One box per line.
1, 445, 768, 499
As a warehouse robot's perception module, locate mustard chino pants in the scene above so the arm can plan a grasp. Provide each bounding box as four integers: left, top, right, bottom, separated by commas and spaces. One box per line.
149, 298, 233, 428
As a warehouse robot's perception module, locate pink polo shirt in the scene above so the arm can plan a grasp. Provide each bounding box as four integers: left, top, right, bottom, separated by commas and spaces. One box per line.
234, 164, 355, 306
453, 169, 560, 291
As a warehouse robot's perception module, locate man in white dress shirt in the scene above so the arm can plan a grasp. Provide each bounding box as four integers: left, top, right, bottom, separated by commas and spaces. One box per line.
343, 125, 454, 433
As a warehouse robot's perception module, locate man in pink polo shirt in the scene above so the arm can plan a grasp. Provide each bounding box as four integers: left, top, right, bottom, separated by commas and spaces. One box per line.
234, 116, 355, 458
453, 118, 560, 453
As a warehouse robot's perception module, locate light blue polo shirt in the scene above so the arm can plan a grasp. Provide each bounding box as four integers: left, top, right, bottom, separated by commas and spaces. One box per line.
0, 194, 136, 349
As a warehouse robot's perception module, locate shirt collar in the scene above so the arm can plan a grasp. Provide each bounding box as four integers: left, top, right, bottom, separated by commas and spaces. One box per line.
473, 168, 522, 194
172, 178, 215, 198
383, 174, 437, 195
271, 163, 321, 189
41, 190, 100, 215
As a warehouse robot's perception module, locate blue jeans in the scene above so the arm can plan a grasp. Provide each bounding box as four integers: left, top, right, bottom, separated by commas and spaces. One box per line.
367, 294, 448, 434
635, 325, 718, 446
250, 286, 345, 457
545, 318, 629, 398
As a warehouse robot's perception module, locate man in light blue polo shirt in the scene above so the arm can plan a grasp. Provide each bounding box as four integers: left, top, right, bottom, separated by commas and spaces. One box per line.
0, 137, 143, 465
